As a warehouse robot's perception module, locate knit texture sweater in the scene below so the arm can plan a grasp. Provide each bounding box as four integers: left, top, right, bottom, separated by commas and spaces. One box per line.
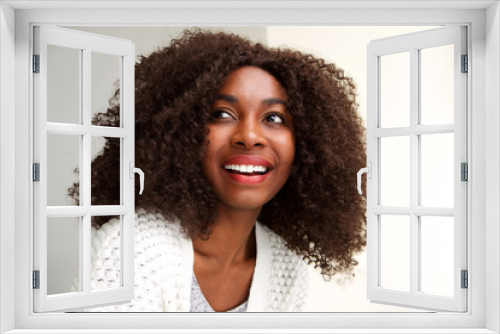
85, 209, 309, 312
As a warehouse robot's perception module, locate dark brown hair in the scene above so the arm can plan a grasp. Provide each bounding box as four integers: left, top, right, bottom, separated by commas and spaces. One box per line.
70, 29, 367, 278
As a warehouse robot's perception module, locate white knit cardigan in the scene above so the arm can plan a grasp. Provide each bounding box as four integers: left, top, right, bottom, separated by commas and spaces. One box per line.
85, 209, 309, 312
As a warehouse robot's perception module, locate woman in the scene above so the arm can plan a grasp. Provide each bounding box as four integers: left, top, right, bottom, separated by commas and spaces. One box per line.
74, 29, 366, 312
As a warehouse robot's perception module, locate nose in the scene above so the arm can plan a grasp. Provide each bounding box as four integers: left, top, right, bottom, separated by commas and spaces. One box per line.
231, 117, 268, 149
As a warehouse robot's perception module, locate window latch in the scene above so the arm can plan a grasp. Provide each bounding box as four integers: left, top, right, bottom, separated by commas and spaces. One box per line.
357, 162, 371, 195
129, 162, 144, 195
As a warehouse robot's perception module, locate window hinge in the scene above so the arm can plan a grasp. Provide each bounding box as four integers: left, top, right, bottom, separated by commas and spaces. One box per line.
461, 162, 468, 181
33, 163, 40, 182
33, 54, 40, 73
461, 270, 468, 289
33, 270, 40, 289
461, 54, 468, 73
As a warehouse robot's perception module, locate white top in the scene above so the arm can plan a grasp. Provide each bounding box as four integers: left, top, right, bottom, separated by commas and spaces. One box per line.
83, 209, 310, 312
190, 273, 247, 312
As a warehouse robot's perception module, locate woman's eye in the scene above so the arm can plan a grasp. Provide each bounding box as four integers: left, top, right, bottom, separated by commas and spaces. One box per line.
266, 113, 285, 124
211, 110, 233, 120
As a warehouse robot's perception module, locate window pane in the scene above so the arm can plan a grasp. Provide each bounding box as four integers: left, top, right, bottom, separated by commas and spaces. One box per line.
380, 52, 410, 128
421, 133, 454, 208
47, 134, 80, 206
380, 215, 410, 291
47, 45, 81, 124
91, 216, 121, 291
420, 216, 454, 296
48, 217, 81, 295
91, 137, 121, 205
92, 52, 121, 127
380, 136, 410, 206
420, 44, 454, 125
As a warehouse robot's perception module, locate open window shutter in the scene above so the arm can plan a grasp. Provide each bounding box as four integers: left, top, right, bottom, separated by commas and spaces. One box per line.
366, 26, 467, 311
33, 26, 135, 312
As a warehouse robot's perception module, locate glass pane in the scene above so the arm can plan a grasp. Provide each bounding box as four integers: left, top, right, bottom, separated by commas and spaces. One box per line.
47, 45, 81, 124
420, 45, 454, 125
421, 133, 454, 208
380, 136, 410, 206
380, 215, 410, 291
47, 134, 80, 206
92, 52, 121, 127
48, 217, 81, 294
420, 216, 454, 296
91, 137, 121, 205
91, 216, 121, 291
380, 52, 410, 128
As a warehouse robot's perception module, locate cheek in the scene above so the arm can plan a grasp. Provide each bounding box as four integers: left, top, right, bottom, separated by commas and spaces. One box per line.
280, 133, 296, 168
271, 132, 295, 184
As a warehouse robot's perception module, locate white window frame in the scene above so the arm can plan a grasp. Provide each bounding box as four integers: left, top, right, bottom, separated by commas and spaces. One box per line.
1, 1, 499, 333
33, 25, 136, 312
366, 26, 468, 312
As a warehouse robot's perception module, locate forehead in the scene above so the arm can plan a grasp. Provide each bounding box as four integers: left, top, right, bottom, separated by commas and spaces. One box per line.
218, 66, 288, 100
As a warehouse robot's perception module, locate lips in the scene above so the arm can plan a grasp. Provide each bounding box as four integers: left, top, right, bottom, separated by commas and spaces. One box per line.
221, 156, 273, 184
222, 156, 273, 168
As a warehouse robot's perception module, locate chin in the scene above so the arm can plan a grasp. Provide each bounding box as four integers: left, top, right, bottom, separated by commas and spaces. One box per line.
220, 195, 272, 212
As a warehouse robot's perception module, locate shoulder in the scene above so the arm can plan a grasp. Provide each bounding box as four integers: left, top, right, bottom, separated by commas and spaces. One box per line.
87, 210, 192, 312
92, 210, 191, 273
257, 222, 308, 272
256, 222, 310, 312
90, 211, 186, 259
134, 210, 188, 251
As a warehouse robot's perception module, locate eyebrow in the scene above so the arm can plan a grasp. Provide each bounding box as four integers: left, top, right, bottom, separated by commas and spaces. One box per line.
216, 94, 239, 103
215, 94, 287, 107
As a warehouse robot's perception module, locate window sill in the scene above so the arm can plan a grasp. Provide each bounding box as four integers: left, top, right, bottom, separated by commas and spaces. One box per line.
3, 329, 498, 334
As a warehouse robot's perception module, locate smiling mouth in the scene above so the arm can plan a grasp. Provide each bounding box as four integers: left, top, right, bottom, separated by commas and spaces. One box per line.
222, 164, 272, 176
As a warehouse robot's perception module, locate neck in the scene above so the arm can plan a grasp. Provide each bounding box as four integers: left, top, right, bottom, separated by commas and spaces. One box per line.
192, 206, 259, 266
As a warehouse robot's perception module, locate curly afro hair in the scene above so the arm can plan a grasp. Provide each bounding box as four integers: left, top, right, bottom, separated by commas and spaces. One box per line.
70, 29, 367, 279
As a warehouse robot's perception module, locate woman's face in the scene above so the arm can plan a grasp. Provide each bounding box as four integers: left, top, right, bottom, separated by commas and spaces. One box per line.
202, 66, 295, 213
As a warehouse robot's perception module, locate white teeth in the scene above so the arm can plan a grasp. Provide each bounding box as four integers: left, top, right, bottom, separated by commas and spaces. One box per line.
223, 164, 268, 174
